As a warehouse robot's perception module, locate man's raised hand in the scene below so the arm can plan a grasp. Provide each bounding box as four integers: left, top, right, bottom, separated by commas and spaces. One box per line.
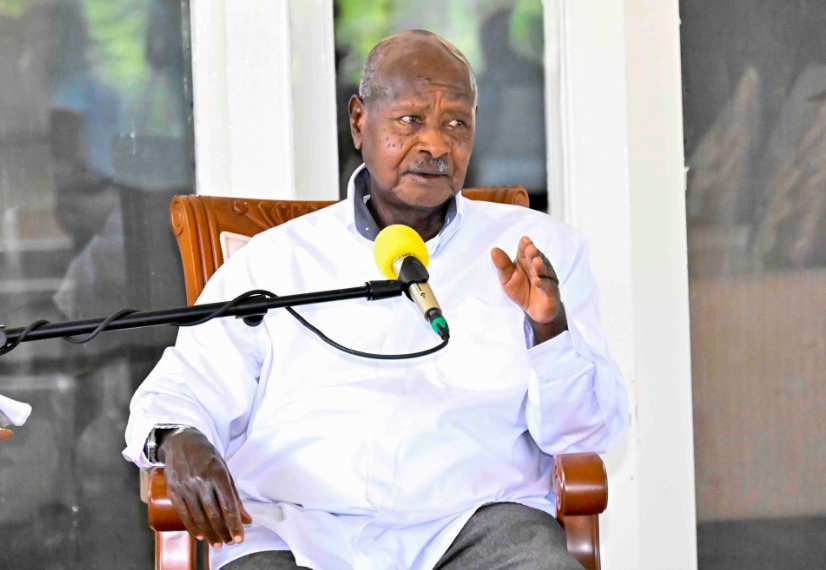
491, 236, 568, 344
158, 428, 252, 549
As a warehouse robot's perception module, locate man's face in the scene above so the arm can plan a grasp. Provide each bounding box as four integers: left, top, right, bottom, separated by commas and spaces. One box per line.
349, 40, 476, 211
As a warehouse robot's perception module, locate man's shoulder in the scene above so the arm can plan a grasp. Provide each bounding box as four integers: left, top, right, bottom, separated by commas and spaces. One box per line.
217, 199, 350, 268
253, 199, 350, 241
459, 194, 582, 244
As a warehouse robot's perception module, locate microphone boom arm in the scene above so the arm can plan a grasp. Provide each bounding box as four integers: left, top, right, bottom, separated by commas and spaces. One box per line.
0, 280, 406, 355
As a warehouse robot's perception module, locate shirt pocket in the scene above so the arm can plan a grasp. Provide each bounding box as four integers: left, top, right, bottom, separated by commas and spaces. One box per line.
436, 296, 531, 391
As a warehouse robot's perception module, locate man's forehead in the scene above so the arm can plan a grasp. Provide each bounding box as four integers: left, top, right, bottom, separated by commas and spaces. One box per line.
366, 33, 475, 105
378, 70, 473, 106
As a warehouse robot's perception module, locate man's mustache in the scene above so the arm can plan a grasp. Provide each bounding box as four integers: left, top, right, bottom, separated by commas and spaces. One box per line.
410, 157, 449, 174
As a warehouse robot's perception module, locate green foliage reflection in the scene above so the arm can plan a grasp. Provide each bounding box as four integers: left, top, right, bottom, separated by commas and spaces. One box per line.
335, 0, 543, 83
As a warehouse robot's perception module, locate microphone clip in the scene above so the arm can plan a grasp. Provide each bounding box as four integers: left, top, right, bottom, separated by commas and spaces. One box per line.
396, 256, 430, 301
397, 257, 449, 341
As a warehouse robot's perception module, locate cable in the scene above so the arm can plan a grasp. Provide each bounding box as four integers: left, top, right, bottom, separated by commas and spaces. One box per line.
0, 319, 49, 356
284, 302, 449, 360
64, 309, 138, 344
0, 289, 448, 360
212, 289, 450, 360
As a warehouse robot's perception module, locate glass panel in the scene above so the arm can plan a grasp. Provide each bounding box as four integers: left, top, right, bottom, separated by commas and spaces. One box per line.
680, 1, 826, 567
333, 0, 549, 211
0, 1, 194, 567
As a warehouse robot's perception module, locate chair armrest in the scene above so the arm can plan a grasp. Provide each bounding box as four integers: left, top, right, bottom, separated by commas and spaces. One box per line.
553, 453, 608, 517
150, 455, 606, 530
148, 468, 188, 532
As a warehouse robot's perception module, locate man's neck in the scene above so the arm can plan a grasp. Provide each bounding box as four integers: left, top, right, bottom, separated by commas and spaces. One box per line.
366, 191, 449, 243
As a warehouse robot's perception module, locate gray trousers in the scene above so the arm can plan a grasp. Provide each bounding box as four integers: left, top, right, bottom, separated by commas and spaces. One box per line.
224, 503, 583, 570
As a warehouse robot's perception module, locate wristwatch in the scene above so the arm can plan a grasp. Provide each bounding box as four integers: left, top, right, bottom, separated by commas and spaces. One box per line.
145, 425, 192, 464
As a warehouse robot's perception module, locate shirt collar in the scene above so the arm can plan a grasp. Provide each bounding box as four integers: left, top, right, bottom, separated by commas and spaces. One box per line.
345, 164, 464, 255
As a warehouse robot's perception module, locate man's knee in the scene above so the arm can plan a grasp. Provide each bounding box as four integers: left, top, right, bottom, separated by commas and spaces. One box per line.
441, 503, 581, 570
222, 550, 308, 570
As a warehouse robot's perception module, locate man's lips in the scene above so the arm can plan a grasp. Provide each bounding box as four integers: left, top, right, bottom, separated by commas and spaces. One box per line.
407, 171, 450, 185
407, 170, 449, 179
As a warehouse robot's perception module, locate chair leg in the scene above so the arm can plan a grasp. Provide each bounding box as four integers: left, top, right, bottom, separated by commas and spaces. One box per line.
155, 530, 197, 570
560, 515, 601, 570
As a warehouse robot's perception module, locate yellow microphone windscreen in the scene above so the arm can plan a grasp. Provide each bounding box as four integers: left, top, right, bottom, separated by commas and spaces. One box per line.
373, 225, 429, 279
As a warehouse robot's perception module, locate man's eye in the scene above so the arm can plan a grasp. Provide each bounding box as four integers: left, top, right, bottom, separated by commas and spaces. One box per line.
400, 115, 418, 125
447, 119, 467, 128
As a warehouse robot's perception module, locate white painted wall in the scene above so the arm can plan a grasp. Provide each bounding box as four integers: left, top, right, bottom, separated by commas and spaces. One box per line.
550, 0, 697, 568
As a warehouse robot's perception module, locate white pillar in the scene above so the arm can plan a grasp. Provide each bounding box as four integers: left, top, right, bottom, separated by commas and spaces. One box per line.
623, 0, 697, 567
288, 0, 340, 201
190, 0, 339, 200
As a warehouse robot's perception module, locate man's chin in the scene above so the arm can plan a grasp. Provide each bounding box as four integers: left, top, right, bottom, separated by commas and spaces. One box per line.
395, 175, 456, 207
395, 189, 455, 210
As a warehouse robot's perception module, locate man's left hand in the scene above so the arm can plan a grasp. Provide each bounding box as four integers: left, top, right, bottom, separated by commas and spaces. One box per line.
491, 237, 568, 345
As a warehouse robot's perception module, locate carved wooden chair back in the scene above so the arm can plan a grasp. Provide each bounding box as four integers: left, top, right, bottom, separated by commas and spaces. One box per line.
169, 187, 529, 304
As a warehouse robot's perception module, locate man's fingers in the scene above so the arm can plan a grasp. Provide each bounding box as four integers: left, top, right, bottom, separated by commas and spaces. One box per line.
169, 492, 202, 541
199, 488, 233, 546
490, 247, 516, 284
521, 240, 545, 275
525, 243, 558, 283
181, 491, 220, 545
216, 478, 245, 543
228, 471, 254, 527
537, 250, 559, 283
516, 236, 532, 263
531, 256, 554, 280
240, 505, 253, 525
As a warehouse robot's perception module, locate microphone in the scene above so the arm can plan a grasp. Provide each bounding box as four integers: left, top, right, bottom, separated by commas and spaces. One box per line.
373, 225, 449, 340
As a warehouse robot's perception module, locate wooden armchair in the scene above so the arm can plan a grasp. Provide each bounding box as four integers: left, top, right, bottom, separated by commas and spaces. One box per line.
145, 188, 608, 570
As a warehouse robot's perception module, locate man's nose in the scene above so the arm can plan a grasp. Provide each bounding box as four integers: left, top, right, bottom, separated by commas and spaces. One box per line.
416, 123, 451, 159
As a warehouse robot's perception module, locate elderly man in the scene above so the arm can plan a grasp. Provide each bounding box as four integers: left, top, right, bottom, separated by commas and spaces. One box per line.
124, 31, 627, 570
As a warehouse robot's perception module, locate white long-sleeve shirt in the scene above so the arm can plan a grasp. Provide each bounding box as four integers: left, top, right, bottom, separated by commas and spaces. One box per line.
124, 166, 628, 570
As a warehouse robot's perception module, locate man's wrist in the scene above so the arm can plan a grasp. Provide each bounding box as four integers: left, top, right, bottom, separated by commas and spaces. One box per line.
145, 425, 197, 464
528, 303, 568, 346
156, 427, 205, 463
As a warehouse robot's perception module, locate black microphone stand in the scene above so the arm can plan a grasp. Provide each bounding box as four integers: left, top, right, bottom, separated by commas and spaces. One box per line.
0, 280, 405, 355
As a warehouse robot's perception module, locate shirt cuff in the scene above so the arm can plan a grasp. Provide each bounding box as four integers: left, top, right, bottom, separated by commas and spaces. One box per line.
526, 329, 580, 381
123, 402, 219, 469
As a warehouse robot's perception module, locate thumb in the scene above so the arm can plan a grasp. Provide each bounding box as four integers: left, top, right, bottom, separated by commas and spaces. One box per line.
490, 247, 516, 285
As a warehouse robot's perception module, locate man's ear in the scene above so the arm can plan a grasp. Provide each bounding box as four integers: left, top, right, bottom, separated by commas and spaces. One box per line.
349, 95, 366, 150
